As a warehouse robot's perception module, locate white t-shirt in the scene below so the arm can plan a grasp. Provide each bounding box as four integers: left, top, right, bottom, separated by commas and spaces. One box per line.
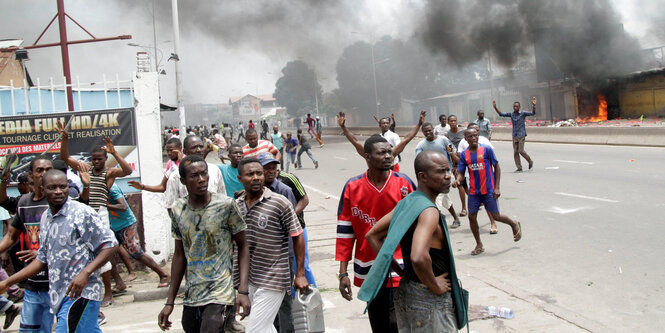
164, 161, 227, 208
434, 124, 450, 137
381, 130, 401, 164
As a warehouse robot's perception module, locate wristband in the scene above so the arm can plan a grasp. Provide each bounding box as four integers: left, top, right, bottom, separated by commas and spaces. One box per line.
336, 272, 349, 280
237, 290, 249, 295
164, 303, 174, 306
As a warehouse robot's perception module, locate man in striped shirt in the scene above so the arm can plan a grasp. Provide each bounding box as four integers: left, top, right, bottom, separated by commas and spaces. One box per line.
243, 129, 282, 161
235, 157, 308, 333
456, 128, 523, 256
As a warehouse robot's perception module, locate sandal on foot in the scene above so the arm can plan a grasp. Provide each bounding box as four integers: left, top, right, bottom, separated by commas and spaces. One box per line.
513, 222, 522, 242
101, 300, 113, 308
459, 209, 468, 217
489, 227, 498, 235
470, 247, 484, 256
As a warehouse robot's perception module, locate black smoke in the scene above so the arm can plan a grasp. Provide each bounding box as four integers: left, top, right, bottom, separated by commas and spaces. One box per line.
418, 0, 644, 81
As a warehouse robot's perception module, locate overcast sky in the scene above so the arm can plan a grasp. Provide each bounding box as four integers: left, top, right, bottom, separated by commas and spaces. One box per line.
1, 0, 662, 105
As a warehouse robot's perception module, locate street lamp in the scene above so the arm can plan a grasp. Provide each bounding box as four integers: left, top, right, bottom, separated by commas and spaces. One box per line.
351, 32, 380, 120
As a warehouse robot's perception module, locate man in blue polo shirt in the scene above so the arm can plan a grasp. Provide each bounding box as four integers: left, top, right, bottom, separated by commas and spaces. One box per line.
493, 98, 536, 172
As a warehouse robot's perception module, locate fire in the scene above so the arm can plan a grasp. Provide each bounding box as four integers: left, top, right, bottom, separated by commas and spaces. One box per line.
577, 94, 608, 123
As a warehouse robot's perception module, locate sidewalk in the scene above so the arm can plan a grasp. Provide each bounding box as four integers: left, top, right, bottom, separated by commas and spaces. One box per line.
118, 190, 598, 332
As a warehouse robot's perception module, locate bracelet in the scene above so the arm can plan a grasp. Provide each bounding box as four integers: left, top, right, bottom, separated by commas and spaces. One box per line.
164, 303, 174, 306
237, 290, 249, 295
142, 184, 145, 190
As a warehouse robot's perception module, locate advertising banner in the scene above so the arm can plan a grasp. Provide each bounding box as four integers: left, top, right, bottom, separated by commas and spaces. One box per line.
0, 108, 139, 183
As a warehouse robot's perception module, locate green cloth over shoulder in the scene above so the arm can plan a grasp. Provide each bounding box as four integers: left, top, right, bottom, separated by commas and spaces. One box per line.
357, 190, 469, 329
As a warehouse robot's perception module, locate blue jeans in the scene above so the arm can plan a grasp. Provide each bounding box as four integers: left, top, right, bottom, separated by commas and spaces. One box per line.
55, 298, 101, 333
297, 147, 317, 166
286, 153, 296, 172
394, 279, 457, 333
291, 228, 317, 296
20, 289, 54, 333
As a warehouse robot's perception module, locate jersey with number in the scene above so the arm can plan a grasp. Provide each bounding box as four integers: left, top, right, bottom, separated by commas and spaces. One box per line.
458, 146, 498, 195
336, 170, 415, 287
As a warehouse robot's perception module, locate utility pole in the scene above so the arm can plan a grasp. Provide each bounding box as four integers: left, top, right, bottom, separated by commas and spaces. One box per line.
371, 44, 379, 120
171, 0, 186, 135
0, 0, 132, 112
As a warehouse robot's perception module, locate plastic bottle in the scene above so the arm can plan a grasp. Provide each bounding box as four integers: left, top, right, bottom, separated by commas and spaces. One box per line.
485, 306, 514, 319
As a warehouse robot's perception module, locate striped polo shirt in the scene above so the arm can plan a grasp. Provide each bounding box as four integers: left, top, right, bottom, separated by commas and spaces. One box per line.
242, 140, 279, 158
236, 188, 302, 292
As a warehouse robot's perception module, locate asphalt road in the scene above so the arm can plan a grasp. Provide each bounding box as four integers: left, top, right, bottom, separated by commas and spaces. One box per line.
284, 135, 665, 332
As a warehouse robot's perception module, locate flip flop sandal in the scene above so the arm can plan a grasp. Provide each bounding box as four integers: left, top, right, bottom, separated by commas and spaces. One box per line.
111, 289, 127, 296
513, 222, 522, 242
489, 228, 498, 235
101, 300, 113, 308
459, 209, 468, 217
471, 247, 485, 256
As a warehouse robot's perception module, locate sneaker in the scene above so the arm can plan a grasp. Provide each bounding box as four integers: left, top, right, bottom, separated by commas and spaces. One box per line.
98, 312, 107, 326
3, 304, 20, 329
515, 168, 523, 172
315, 161, 319, 169
451, 220, 461, 229
528, 161, 534, 169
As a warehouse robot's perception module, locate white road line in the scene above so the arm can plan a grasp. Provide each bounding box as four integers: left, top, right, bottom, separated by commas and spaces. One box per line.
553, 159, 594, 165
333, 156, 348, 160
554, 192, 619, 203
303, 184, 341, 201
546, 206, 591, 214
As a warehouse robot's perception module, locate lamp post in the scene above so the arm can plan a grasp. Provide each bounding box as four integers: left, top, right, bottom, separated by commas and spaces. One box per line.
351, 32, 380, 120
171, 0, 186, 136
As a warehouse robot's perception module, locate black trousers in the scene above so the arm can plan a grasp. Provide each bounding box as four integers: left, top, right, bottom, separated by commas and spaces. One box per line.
182, 304, 230, 333
368, 285, 398, 333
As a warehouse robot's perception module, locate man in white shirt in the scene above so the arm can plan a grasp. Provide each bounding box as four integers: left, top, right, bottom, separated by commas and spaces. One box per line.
457, 123, 498, 234
164, 135, 227, 209
379, 117, 402, 172
434, 114, 450, 137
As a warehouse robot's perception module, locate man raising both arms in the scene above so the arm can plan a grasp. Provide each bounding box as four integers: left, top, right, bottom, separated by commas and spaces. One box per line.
456, 128, 522, 255
336, 135, 416, 332
493, 98, 536, 171
337, 110, 426, 173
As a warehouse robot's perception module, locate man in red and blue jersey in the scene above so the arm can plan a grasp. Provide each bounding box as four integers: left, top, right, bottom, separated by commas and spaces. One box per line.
336, 134, 415, 333
456, 128, 523, 256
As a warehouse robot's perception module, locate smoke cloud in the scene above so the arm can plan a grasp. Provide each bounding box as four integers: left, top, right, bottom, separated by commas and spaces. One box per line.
418, 0, 644, 81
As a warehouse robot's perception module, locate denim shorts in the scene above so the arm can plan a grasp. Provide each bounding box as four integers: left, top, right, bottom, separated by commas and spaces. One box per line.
394, 279, 457, 333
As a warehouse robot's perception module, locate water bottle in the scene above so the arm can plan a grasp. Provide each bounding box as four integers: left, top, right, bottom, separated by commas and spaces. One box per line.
485, 306, 514, 319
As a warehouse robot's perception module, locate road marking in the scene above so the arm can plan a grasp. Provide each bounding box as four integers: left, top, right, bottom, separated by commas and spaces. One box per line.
554, 192, 619, 203
334, 156, 348, 160
546, 206, 591, 214
553, 159, 594, 165
545, 166, 560, 169
303, 184, 341, 201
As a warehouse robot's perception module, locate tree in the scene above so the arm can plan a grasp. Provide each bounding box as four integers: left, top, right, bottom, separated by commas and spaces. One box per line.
273, 60, 322, 117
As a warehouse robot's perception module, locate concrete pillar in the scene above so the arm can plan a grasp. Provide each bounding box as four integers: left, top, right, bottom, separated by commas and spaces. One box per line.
133, 72, 172, 263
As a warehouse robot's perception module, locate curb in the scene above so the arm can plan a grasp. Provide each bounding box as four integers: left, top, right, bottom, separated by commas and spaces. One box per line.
132, 285, 185, 303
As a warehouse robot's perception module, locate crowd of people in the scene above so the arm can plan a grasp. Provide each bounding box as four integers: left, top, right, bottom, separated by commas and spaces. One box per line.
0, 98, 535, 332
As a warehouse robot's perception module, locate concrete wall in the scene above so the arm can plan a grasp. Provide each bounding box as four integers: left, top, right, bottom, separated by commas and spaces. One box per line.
133, 72, 172, 263
323, 126, 665, 147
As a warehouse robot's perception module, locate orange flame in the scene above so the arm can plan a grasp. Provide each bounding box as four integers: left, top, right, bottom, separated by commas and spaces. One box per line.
577, 94, 608, 123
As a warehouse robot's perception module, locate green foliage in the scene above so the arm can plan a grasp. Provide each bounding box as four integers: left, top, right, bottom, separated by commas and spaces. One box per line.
274, 60, 323, 116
